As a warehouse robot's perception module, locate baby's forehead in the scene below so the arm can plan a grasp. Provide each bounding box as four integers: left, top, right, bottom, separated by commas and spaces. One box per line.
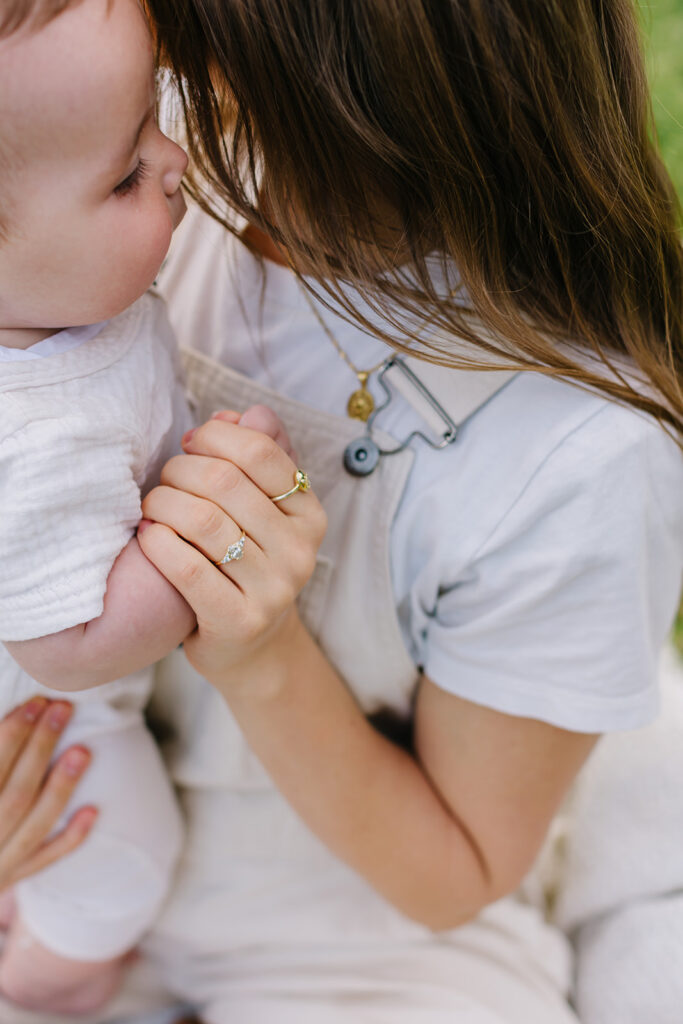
0, 0, 153, 169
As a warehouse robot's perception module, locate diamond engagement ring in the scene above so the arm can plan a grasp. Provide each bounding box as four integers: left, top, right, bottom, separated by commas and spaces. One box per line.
214, 530, 246, 566
271, 469, 311, 504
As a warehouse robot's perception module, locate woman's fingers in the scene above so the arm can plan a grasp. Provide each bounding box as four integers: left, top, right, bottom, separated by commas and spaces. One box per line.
142, 485, 267, 562
154, 454, 295, 555
0, 747, 93, 880
179, 418, 308, 513
0, 698, 49, 789
0, 805, 97, 891
233, 406, 297, 461
137, 521, 244, 619
0, 701, 73, 847
138, 413, 327, 685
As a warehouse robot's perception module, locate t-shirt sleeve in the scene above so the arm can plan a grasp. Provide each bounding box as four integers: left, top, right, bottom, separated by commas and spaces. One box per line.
423, 407, 683, 733
0, 414, 142, 641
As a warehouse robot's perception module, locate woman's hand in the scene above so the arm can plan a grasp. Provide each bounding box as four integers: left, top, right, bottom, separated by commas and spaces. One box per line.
137, 409, 327, 691
0, 699, 96, 894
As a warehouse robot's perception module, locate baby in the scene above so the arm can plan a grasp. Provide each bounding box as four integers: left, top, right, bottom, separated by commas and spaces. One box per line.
0, 0, 288, 1013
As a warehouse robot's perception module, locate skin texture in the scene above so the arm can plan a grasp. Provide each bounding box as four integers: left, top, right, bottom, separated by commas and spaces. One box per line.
0, 0, 187, 344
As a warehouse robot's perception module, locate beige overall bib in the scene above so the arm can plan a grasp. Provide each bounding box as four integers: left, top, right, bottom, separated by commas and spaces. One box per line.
143, 350, 578, 1024
0, 350, 578, 1024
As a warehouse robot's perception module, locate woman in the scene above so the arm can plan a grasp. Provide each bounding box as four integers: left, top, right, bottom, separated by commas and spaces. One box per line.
3, 1, 683, 1022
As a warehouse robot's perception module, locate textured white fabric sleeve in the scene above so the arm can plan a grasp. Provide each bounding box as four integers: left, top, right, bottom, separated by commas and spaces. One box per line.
0, 414, 141, 641
423, 406, 683, 733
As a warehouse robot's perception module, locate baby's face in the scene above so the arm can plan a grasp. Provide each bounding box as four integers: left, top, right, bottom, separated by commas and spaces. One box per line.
0, 0, 187, 329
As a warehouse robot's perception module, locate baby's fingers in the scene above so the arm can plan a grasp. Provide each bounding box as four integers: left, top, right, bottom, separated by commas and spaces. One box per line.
0, 808, 98, 892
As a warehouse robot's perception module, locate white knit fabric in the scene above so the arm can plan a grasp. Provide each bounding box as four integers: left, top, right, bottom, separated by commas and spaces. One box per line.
0, 290, 189, 960
0, 290, 189, 643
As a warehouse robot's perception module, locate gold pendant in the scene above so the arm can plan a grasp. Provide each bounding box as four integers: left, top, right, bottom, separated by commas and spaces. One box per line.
347, 386, 374, 421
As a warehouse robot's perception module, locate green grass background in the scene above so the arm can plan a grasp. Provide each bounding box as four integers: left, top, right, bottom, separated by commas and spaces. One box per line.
643, 1, 683, 650
645, 0, 683, 195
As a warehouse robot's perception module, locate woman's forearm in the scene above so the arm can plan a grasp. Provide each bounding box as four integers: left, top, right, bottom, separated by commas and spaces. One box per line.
215, 611, 492, 931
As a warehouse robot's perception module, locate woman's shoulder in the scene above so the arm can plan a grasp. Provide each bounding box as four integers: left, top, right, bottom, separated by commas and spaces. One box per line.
493, 371, 683, 517
408, 373, 682, 733
400, 367, 683, 581
452, 368, 680, 510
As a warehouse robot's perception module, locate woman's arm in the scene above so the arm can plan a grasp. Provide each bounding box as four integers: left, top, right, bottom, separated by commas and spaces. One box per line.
180, 607, 597, 928
137, 417, 597, 929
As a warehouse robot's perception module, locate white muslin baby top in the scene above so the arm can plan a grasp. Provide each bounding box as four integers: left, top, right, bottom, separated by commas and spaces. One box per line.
0, 289, 189, 646
0, 290, 188, 961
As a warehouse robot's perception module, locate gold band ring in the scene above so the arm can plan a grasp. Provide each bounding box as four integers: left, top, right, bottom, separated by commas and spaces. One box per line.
271, 469, 311, 503
214, 530, 246, 565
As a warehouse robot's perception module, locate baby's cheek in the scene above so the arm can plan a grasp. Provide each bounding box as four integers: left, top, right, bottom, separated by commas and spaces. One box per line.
144, 212, 174, 278
124, 213, 174, 299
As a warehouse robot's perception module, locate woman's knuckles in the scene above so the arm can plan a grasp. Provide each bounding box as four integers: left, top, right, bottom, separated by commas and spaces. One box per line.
245, 431, 281, 468
190, 417, 237, 455
0, 789, 33, 822
192, 502, 226, 542
205, 460, 243, 497
177, 555, 205, 590
159, 454, 185, 485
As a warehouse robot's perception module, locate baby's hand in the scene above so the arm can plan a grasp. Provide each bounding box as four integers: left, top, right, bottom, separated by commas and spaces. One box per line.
211, 405, 296, 460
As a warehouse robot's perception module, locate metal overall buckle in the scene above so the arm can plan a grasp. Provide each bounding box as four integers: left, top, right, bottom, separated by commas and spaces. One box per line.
343, 356, 458, 476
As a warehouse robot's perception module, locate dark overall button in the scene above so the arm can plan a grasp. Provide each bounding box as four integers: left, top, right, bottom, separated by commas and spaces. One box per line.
343, 436, 380, 476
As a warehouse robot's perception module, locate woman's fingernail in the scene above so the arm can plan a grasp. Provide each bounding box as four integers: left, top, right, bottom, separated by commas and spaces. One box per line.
61, 748, 90, 777
47, 703, 72, 731
22, 698, 47, 722
181, 428, 196, 446
137, 519, 152, 536
74, 807, 98, 832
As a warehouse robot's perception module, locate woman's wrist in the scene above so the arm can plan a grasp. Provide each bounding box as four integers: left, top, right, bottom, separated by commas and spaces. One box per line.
205, 605, 311, 705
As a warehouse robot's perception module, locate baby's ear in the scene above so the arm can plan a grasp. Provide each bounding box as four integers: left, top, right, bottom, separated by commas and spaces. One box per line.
238, 404, 296, 459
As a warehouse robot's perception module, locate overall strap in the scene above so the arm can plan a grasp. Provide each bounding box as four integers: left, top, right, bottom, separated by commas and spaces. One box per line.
384, 355, 517, 438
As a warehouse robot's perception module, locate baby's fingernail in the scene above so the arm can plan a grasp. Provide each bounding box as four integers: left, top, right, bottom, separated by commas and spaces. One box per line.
181, 428, 196, 446
61, 748, 90, 776
47, 703, 72, 731
211, 410, 238, 421
22, 698, 47, 722
137, 519, 152, 535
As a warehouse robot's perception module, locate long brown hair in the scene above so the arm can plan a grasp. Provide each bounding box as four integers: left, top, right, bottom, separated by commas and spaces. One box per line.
147, 0, 683, 435
118, 3, 679, 434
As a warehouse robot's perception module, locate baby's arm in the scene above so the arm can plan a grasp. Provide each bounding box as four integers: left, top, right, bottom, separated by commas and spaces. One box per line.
6, 536, 194, 690
5, 405, 293, 691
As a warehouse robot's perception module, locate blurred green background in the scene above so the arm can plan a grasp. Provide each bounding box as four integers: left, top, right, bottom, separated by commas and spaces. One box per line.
644, 0, 683, 650
645, 0, 683, 196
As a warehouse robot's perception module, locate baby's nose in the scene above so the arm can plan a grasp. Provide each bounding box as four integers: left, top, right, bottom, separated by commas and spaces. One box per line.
162, 139, 189, 196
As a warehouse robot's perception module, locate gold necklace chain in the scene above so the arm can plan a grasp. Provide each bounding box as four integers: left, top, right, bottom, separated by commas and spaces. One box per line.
296, 280, 388, 422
